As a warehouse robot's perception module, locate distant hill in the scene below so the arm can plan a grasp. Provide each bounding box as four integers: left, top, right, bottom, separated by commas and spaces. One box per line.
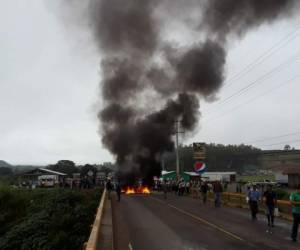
0, 160, 12, 168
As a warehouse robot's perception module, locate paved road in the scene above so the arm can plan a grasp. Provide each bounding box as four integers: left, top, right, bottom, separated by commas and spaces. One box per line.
112, 192, 298, 250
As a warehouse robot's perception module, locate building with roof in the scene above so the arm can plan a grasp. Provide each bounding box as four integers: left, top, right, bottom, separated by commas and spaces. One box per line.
18, 168, 67, 187
201, 172, 236, 182
282, 166, 300, 188
161, 170, 201, 182
270, 165, 289, 185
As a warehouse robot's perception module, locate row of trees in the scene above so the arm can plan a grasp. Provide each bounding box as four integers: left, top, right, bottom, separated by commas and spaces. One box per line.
0, 167, 13, 176
163, 143, 262, 173
0, 160, 115, 178
46, 160, 115, 177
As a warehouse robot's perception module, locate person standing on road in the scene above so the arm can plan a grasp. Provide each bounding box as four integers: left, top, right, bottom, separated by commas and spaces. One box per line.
213, 181, 223, 207
248, 185, 261, 221
290, 189, 300, 242
263, 185, 277, 230
201, 181, 209, 204
186, 181, 190, 195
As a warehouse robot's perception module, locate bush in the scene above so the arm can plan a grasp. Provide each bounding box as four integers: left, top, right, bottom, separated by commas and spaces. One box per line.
0, 188, 102, 250
274, 188, 290, 200
0, 186, 28, 236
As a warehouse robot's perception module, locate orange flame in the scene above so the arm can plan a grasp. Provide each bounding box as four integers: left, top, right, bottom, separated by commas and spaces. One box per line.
141, 187, 150, 194
122, 186, 151, 195
125, 187, 135, 194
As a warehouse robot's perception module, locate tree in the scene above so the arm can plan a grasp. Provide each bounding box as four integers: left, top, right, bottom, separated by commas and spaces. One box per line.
162, 143, 261, 173
0, 167, 13, 176
98, 166, 113, 175
80, 164, 97, 177
284, 145, 291, 151
47, 160, 78, 177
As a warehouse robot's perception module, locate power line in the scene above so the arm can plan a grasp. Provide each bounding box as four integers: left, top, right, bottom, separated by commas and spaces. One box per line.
246, 130, 300, 144
260, 138, 300, 147
224, 25, 300, 88
205, 53, 300, 115
202, 75, 299, 124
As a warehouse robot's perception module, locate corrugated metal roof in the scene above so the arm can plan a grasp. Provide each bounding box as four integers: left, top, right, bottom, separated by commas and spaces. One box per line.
282, 166, 300, 175
38, 168, 67, 175
19, 168, 67, 176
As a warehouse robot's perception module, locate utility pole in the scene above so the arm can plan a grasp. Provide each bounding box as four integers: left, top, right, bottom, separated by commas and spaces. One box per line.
161, 156, 165, 171
174, 120, 184, 176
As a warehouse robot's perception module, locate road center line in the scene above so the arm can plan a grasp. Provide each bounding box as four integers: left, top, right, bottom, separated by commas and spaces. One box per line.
149, 196, 245, 242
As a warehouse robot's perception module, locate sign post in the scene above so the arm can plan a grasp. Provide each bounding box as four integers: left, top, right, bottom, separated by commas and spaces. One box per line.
193, 143, 207, 175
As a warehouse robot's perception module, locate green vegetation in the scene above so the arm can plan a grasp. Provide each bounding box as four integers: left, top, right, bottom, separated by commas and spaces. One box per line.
163, 143, 261, 172
0, 186, 102, 250
273, 188, 290, 200
0, 167, 13, 176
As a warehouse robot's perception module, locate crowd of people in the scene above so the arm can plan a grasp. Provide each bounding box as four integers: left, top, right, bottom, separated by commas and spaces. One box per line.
104, 177, 300, 242
154, 179, 225, 208
247, 184, 300, 241
154, 179, 300, 242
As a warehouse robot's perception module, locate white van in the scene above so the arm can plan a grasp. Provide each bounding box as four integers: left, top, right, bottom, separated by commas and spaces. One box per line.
38, 175, 58, 187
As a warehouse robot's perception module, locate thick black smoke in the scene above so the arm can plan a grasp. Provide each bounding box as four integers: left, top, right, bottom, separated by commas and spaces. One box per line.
82, 0, 298, 185
202, 0, 296, 39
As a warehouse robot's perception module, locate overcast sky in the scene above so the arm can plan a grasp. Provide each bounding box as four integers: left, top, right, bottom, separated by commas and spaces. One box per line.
1, 1, 300, 165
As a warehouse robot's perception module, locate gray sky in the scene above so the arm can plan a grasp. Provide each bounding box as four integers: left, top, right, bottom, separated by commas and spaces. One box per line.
1, 1, 300, 165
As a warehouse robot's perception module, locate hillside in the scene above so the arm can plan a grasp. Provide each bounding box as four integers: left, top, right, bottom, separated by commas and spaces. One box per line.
0, 161, 11, 168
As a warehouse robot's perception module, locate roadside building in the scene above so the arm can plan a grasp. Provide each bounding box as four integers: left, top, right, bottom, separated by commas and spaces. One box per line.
18, 168, 67, 187
72, 173, 81, 188
282, 166, 300, 188
96, 171, 106, 186
161, 170, 200, 182
201, 172, 236, 182
272, 166, 288, 185
184, 172, 201, 182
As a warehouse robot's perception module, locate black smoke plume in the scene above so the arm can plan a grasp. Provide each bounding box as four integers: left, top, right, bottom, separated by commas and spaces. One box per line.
80, 0, 298, 185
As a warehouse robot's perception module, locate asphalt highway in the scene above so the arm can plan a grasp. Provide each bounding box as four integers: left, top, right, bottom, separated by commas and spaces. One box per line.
111, 192, 299, 250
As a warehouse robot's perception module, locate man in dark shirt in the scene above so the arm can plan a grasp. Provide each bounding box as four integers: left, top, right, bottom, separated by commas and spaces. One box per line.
201, 181, 208, 204
116, 182, 121, 202
263, 185, 277, 230
106, 179, 113, 200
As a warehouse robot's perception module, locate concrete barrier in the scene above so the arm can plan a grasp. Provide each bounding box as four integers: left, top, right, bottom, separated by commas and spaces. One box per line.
85, 188, 107, 250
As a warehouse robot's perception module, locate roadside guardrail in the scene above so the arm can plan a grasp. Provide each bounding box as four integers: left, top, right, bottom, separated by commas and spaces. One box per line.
212, 192, 293, 220
84, 188, 107, 250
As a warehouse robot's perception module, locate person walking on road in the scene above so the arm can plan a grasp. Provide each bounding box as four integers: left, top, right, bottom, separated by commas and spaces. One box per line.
263, 185, 277, 232
201, 181, 208, 204
162, 180, 168, 199
213, 181, 223, 207
106, 179, 113, 200
116, 182, 121, 202
248, 185, 261, 221
290, 188, 300, 242
178, 179, 184, 196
